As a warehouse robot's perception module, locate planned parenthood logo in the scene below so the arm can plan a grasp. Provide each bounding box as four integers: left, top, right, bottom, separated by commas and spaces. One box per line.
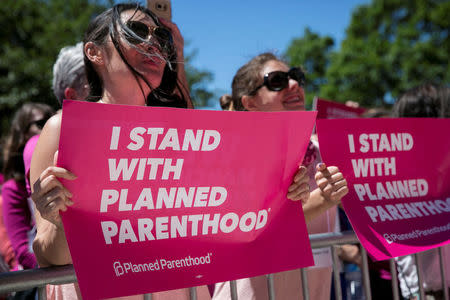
113, 253, 212, 277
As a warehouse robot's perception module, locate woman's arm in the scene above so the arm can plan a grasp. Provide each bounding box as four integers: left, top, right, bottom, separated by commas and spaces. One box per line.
30, 114, 76, 267
303, 163, 349, 223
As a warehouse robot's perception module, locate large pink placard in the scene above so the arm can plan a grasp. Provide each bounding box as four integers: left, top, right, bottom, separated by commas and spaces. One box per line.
316, 118, 450, 261
58, 100, 316, 299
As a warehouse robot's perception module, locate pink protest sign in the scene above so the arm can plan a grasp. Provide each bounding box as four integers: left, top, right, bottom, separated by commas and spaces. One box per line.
316, 118, 450, 261
313, 97, 366, 119
58, 100, 316, 299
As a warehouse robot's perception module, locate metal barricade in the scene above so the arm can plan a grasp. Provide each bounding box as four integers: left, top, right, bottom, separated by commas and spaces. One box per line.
0, 232, 448, 300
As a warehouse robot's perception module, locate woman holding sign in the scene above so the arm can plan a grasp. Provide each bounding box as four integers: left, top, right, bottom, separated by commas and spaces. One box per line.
29, 4, 311, 300
29, 3, 206, 300
214, 53, 349, 300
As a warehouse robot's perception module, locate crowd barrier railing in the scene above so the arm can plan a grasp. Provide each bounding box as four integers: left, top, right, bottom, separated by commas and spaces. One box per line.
0, 231, 448, 300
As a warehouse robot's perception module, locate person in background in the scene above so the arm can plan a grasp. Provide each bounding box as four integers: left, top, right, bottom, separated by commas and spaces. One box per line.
2, 103, 55, 270
219, 94, 234, 111
52, 42, 90, 106
392, 83, 450, 300
1, 102, 55, 299
23, 42, 90, 204
0, 138, 18, 274
213, 52, 349, 300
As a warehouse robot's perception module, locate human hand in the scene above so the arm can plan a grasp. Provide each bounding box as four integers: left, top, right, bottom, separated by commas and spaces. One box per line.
337, 244, 362, 266
31, 151, 76, 227
287, 166, 310, 204
314, 163, 348, 204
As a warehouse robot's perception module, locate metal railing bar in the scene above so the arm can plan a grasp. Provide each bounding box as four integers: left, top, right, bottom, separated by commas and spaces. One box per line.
9, 231, 448, 300
143, 293, 152, 300
38, 286, 47, 300
389, 258, 400, 300
309, 231, 359, 248
266, 273, 275, 300
360, 246, 372, 300
0, 232, 358, 295
331, 246, 343, 300
189, 287, 197, 300
300, 268, 309, 300
415, 253, 425, 300
0, 264, 75, 294
438, 248, 449, 300
229, 280, 238, 300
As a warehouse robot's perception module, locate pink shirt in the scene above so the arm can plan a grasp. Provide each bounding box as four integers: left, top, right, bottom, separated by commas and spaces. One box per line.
23, 134, 40, 196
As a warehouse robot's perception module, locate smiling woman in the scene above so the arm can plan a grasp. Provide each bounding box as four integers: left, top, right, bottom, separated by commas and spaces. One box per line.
225, 53, 306, 112
213, 52, 349, 300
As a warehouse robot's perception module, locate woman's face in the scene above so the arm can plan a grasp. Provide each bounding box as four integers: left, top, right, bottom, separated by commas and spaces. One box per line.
27, 109, 46, 138
246, 60, 305, 112
103, 9, 167, 90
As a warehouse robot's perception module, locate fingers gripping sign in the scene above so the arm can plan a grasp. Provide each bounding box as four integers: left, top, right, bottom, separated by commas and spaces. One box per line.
287, 165, 310, 204
315, 163, 349, 204
31, 150, 77, 227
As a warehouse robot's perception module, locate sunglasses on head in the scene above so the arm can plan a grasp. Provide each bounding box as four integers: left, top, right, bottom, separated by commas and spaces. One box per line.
250, 67, 306, 95
124, 20, 172, 46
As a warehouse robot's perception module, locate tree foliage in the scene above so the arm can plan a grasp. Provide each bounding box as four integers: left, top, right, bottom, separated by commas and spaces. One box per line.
284, 28, 334, 108
0, 0, 110, 134
183, 47, 214, 108
322, 0, 449, 106
285, 0, 449, 107
0, 0, 215, 135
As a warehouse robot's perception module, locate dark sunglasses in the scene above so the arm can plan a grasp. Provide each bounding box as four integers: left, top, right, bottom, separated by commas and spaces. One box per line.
28, 118, 48, 130
124, 21, 172, 46
250, 67, 306, 95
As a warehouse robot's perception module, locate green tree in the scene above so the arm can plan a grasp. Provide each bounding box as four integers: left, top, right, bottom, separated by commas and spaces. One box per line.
321, 0, 450, 106
183, 47, 214, 108
284, 28, 334, 108
0, 0, 214, 134
0, 0, 110, 134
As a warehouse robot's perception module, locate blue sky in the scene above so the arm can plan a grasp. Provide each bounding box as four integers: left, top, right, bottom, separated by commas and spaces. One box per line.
169, 0, 371, 109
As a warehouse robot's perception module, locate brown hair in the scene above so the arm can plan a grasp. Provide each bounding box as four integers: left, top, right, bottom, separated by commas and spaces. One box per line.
83, 3, 191, 108
392, 83, 450, 118
229, 52, 281, 111
219, 94, 233, 111
2, 103, 55, 182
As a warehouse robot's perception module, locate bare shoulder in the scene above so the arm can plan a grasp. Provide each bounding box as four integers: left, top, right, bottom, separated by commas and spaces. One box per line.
30, 112, 62, 186
37, 112, 62, 149
45, 112, 62, 135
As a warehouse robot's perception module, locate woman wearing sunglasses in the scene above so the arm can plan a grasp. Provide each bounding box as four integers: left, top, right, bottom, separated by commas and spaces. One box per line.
213, 53, 349, 300
2, 102, 54, 274
29, 3, 213, 300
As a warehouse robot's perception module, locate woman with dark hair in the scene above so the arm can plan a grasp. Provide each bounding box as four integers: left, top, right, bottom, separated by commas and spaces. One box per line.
392, 83, 450, 300
214, 53, 349, 300
82, 3, 192, 108
1, 103, 54, 300
32, 2, 191, 265
29, 4, 309, 300
2, 102, 54, 270
392, 82, 450, 118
